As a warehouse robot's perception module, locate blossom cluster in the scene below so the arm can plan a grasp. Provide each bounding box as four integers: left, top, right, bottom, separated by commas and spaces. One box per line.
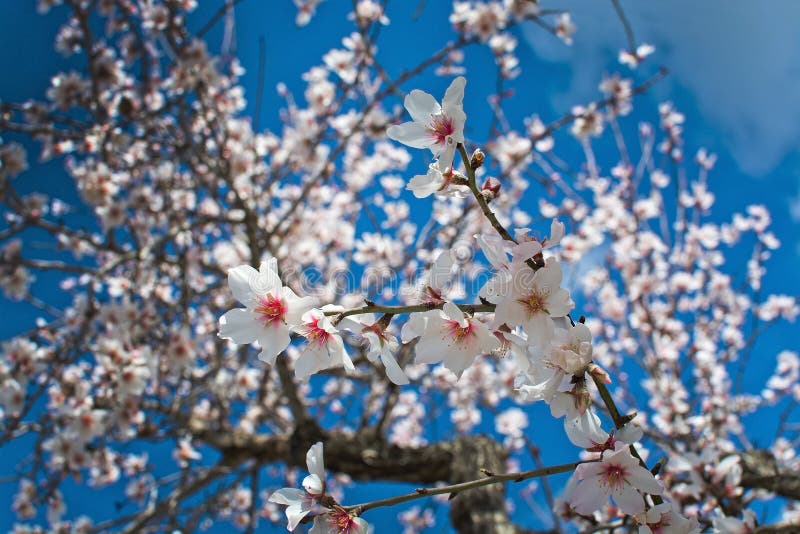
0, 1, 797, 533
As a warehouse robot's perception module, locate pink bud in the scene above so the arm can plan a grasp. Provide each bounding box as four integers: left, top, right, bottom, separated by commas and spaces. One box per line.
588, 363, 612, 384
481, 177, 501, 199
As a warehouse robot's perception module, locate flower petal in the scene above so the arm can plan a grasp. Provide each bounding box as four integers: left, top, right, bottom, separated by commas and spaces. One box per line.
257, 324, 291, 365
268, 487, 305, 505
613, 483, 646, 516
442, 76, 466, 112
380, 352, 409, 385
407, 164, 445, 198
228, 264, 259, 306
570, 476, 607, 515
404, 89, 440, 123
386, 122, 432, 149
627, 464, 664, 495
219, 308, 261, 345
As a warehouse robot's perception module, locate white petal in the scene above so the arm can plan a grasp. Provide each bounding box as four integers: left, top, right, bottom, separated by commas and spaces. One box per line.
564, 409, 608, 448
283, 291, 316, 325
351, 517, 370, 533
627, 464, 664, 495
511, 240, 542, 263
613, 483, 646, 515
414, 332, 448, 364
285, 501, 312, 531
302, 473, 323, 496
534, 261, 563, 291
429, 249, 455, 291
308, 516, 327, 534
257, 258, 282, 289
404, 89, 440, 123
494, 299, 527, 328
546, 288, 574, 318
407, 165, 445, 198
443, 301, 467, 326
380, 353, 409, 385
387, 122, 432, 149
401, 313, 428, 343
476, 324, 502, 353
476, 231, 509, 270
227, 264, 259, 306
436, 144, 457, 173
219, 308, 260, 344
306, 442, 325, 481
570, 477, 608, 515
295, 345, 329, 379
442, 76, 466, 112
257, 325, 291, 365
268, 487, 305, 505
547, 219, 565, 247
523, 314, 555, 347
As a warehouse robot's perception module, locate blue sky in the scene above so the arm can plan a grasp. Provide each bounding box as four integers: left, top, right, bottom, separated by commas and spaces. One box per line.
0, 1, 798, 532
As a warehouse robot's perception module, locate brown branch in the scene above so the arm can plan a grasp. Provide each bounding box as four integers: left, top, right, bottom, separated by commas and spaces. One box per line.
740, 449, 800, 501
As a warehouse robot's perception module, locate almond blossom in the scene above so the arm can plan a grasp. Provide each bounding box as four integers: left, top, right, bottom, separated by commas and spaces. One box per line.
386, 76, 466, 172
636, 502, 699, 534
403, 302, 500, 377
219, 259, 314, 364
269, 442, 327, 531
406, 161, 448, 198
294, 309, 355, 379
339, 313, 409, 385
489, 259, 574, 346
310, 509, 369, 534
570, 442, 663, 515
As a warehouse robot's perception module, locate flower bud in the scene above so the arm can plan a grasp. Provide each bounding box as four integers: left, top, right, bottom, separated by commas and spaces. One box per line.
481, 177, 501, 200
470, 148, 485, 169
588, 363, 612, 384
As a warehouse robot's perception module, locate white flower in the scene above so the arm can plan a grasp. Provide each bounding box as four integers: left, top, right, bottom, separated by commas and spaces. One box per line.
295, 309, 355, 379
339, 313, 409, 385
637, 502, 700, 534
555, 13, 576, 45
619, 43, 655, 69
269, 442, 326, 531
405, 302, 500, 377
488, 259, 574, 347
407, 162, 447, 198
387, 76, 466, 172
546, 322, 593, 375
569, 442, 663, 516
310, 510, 369, 534
219, 259, 314, 364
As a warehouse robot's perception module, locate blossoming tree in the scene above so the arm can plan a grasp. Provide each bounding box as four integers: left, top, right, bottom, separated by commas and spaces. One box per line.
0, 1, 798, 533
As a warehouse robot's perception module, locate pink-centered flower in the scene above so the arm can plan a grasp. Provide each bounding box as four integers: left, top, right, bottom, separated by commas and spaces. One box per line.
404, 302, 500, 377
488, 259, 574, 347
310, 509, 369, 534
339, 313, 409, 385
219, 259, 314, 364
295, 308, 355, 379
269, 442, 326, 531
570, 442, 663, 516
637, 502, 699, 534
387, 76, 466, 172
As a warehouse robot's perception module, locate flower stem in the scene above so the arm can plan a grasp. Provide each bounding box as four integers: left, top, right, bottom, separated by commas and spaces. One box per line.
457, 143, 517, 243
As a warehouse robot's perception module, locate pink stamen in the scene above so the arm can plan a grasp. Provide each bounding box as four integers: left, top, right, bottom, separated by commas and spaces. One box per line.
254, 294, 287, 326
518, 291, 548, 317
444, 319, 476, 345
428, 113, 455, 144
302, 317, 332, 347
601, 464, 628, 492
